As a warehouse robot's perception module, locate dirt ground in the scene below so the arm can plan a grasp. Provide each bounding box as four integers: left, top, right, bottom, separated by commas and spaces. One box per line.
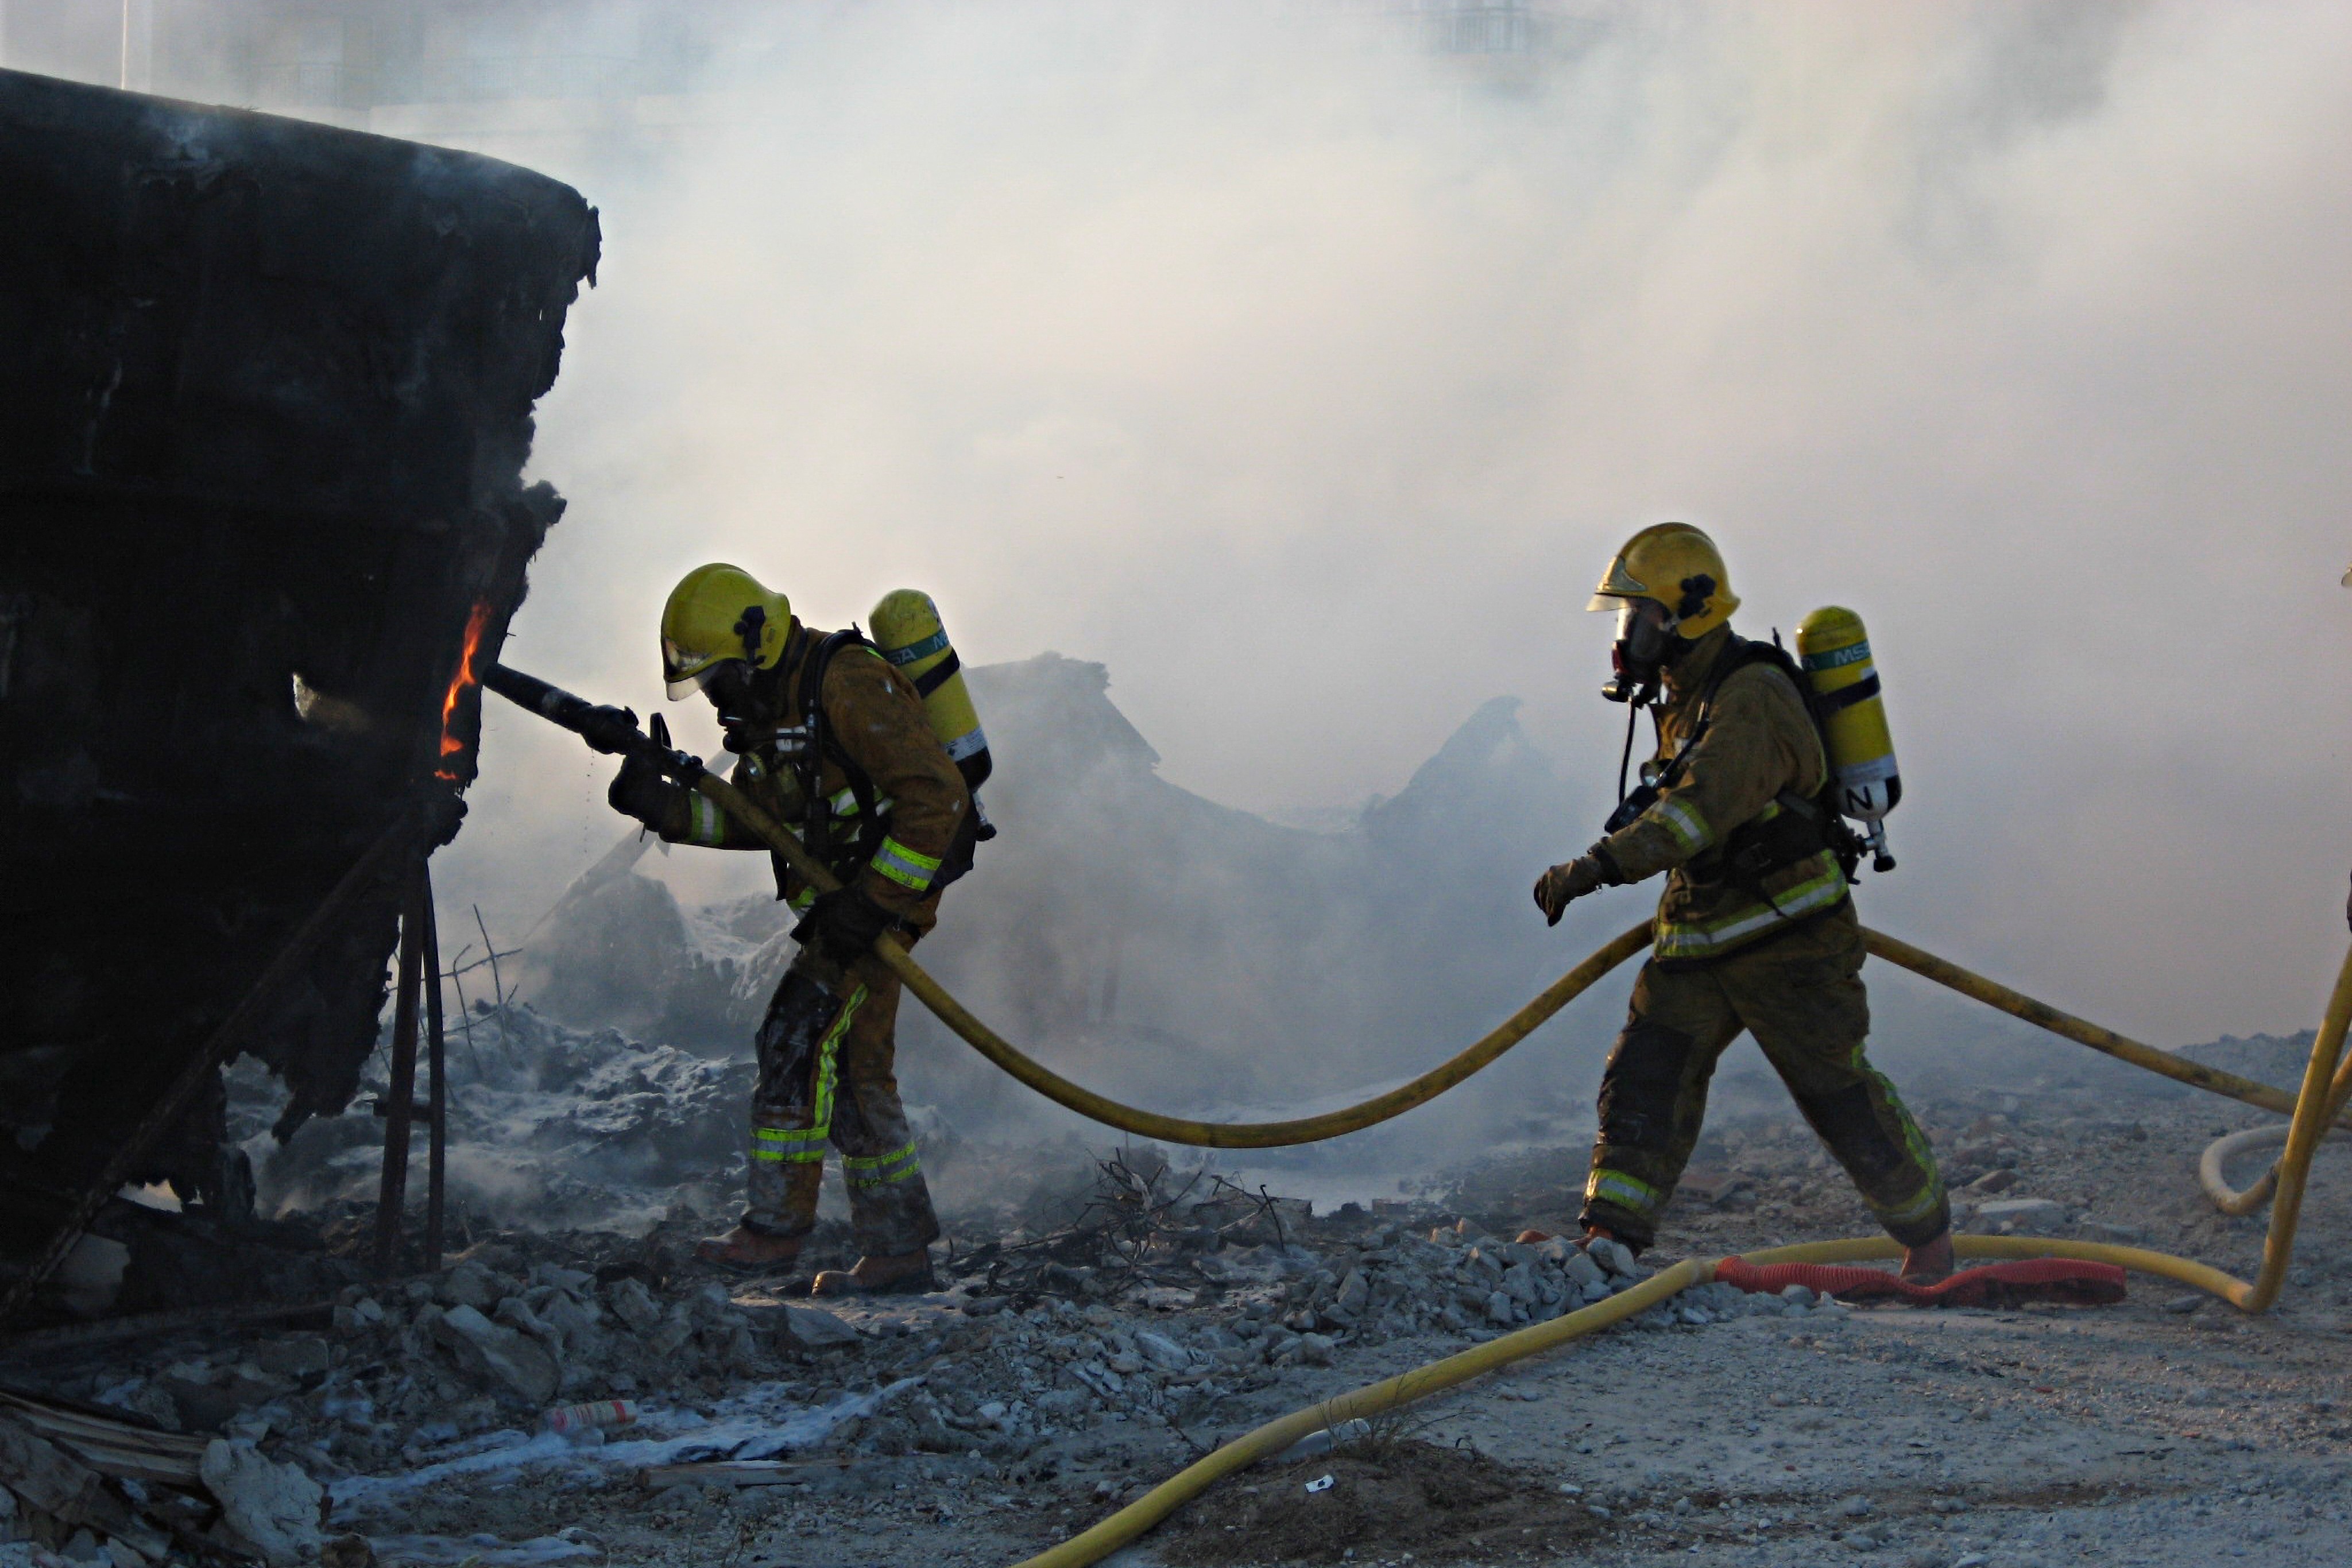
9, 1063, 2351, 1568
403, 1083, 2352, 1567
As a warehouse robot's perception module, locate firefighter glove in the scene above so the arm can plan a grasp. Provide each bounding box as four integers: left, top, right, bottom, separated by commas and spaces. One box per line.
794, 886, 895, 967
608, 750, 681, 833
1534, 857, 1609, 927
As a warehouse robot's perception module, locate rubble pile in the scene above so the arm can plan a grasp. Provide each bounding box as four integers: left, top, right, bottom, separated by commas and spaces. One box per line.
951, 1155, 1303, 1304
0, 1385, 326, 1566
243, 1007, 760, 1235
0, 1164, 1858, 1564
7, 1070, 2342, 1565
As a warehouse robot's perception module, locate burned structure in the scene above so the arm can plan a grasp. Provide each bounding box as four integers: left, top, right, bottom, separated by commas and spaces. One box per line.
0, 68, 598, 1310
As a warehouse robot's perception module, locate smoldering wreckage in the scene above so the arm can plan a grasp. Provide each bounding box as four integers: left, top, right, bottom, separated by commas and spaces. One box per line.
5, 67, 2352, 1568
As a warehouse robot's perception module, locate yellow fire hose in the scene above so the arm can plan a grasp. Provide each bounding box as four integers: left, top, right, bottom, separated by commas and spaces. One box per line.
666, 774, 2352, 1568
1005, 948, 2352, 1568
494, 663, 2352, 1564
1855, 929, 2346, 1126
2199, 1005, 2352, 1214
687, 772, 2344, 1146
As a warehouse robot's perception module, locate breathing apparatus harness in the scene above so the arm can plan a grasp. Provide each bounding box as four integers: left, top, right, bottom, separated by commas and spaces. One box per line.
1599, 631, 1867, 919
717, 627, 981, 902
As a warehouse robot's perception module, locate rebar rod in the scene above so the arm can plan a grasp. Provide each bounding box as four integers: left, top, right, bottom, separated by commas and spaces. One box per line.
374, 866, 427, 1278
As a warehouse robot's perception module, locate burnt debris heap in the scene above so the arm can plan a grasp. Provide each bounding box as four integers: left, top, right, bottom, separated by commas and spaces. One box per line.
0, 68, 598, 1313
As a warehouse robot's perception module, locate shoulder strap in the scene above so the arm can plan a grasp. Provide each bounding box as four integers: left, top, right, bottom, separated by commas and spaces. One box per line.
1696, 635, 1802, 718
1720, 636, 1867, 884
1647, 636, 1773, 795
794, 629, 886, 862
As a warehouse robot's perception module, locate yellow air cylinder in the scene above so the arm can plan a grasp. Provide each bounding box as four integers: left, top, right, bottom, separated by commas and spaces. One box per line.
1795, 605, 1900, 872
870, 589, 992, 791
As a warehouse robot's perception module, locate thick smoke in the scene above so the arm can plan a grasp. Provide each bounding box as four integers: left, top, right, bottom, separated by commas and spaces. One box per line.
520, 2, 2352, 1048
21, 4, 2352, 1123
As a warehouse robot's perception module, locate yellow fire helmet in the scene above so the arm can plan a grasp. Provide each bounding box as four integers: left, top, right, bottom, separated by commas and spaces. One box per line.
659, 563, 792, 699
1587, 521, 1740, 640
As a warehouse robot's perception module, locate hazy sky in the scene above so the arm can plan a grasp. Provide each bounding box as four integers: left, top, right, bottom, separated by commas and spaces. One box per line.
451, 0, 2352, 1047
26, 1, 2347, 1047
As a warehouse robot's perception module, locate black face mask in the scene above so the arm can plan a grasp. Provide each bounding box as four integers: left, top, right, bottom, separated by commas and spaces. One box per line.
1601, 599, 1682, 704
703, 660, 782, 742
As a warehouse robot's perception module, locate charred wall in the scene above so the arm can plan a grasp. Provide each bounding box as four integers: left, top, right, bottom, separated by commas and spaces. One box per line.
0, 68, 598, 1250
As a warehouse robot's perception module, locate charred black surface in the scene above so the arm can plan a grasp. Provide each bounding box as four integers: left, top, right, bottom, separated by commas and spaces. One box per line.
0, 68, 598, 1275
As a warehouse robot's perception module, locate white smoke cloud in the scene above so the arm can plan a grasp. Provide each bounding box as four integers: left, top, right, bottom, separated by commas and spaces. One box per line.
487, 0, 2352, 1049
24, 1, 2351, 1055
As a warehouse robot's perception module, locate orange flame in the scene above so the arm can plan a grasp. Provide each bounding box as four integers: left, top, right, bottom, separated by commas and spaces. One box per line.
434, 601, 493, 781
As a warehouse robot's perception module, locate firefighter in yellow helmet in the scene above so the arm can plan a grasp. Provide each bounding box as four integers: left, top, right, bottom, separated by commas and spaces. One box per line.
610, 564, 977, 1293
1530, 524, 1953, 1281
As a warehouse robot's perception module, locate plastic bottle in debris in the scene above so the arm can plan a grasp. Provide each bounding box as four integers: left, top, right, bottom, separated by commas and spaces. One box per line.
1274, 1418, 1370, 1464
543, 1399, 638, 1437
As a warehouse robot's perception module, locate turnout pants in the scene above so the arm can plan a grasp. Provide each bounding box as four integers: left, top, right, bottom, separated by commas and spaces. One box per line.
1581, 903, 1948, 1251
742, 942, 942, 1257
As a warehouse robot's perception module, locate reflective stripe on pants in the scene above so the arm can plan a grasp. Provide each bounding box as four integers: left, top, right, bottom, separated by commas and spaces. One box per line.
1581, 903, 1947, 1250
843, 1140, 923, 1188
744, 950, 942, 1257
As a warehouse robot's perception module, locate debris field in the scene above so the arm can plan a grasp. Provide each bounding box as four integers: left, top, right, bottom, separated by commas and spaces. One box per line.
1, 1039, 2347, 1568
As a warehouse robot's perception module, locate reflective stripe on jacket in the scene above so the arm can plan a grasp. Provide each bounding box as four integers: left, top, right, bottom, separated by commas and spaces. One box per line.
652, 628, 969, 925
1597, 625, 1847, 963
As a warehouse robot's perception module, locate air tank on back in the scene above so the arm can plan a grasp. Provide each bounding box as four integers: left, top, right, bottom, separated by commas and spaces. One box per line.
869, 590, 992, 793
1796, 606, 1900, 873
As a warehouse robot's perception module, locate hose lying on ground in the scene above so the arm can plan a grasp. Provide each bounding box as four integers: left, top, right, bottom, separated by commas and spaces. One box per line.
1013, 942, 2352, 1568
2204, 1126, 2296, 1215
481, 668, 2352, 1567
1005, 1230, 2332, 1568
2199, 1029, 2352, 1214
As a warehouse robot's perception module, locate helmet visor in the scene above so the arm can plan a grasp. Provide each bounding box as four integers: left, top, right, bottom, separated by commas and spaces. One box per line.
663, 636, 731, 700
1613, 598, 1681, 664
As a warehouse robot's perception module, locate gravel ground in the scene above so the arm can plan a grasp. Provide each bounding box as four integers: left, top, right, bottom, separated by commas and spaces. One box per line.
5, 1068, 2349, 1567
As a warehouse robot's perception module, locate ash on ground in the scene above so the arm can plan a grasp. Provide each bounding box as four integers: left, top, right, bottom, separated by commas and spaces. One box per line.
5, 1011, 2352, 1567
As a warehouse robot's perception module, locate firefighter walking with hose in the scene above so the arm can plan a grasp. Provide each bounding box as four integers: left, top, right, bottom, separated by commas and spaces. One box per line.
1531, 524, 1954, 1282
606, 564, 983, 1293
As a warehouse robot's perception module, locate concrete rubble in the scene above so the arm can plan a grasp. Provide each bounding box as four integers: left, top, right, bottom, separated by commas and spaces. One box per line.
0, 1158, 1840, 1566
240, 1007, 760, 1238
0, 1042, 2346, 1565
198, 1441, 324, 1568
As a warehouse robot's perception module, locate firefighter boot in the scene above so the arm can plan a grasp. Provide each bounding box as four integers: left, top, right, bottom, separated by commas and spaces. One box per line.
700, 1126, 823, 1273
1901, 1230, 1955, 1284
696, 1225, 806, 1273
1514, 1225, 1629, 1250
811, 1249, 938, 1297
